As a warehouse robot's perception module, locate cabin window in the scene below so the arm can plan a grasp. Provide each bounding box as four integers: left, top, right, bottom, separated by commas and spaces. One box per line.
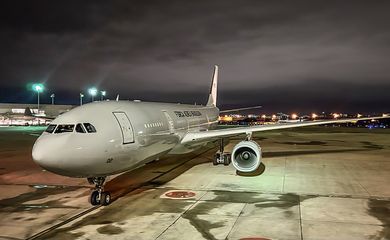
174, 111, 185, 117
76, 123, 86, 133
54, 124, 74, 133
191, 111, 202, 116
84, 123, 97, 133
45, 124, 57, 133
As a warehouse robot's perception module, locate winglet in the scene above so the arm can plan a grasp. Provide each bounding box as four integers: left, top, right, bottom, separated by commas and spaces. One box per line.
116, 94, 120, 101
206, 65, 218, 107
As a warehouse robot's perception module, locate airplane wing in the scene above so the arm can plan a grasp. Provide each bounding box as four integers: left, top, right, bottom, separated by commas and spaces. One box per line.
181, 116, 388, 144
220, 105, 262, 113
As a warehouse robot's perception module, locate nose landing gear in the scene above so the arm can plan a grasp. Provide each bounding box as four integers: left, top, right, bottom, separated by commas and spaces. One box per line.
87, 177, 111, 206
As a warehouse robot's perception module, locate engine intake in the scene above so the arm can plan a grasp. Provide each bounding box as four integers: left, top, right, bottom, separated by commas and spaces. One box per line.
231, 140, 262, 172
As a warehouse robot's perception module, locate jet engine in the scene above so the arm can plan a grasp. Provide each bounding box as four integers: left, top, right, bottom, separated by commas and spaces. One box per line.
231, 140, 262, 172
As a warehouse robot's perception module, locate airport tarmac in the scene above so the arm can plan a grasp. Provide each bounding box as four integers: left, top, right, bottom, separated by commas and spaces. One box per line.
0, 126, 389, 240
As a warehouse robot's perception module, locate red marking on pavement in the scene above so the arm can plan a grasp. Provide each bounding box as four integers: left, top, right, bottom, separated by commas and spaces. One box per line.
164, 191, 196, 199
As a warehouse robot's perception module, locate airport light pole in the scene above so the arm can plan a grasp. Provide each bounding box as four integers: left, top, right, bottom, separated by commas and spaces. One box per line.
100, 91, 106, 101
50, 93, 55, 105
32, 83, 44, 113
80, 93, 84, 106
88, 88, 97, 102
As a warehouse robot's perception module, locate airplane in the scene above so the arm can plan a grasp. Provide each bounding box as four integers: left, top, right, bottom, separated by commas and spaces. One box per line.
0, 107, 52, 126
32, 66, 388, 206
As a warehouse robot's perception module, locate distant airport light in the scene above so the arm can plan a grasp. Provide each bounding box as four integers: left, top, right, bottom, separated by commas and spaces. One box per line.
312, 113, 318, 119
291, 114, 298, 120
357, 113, 362, 118
333, 113, 340, 119
32, 83, 44, 93
32, 83, 44, 112
80, 93, 84, 106
88, 88, 98, 102
383, 113, 389, 117
101, 90, 106, 101
271, 114, 277, 121
50, 93, 55, 105
220, 115, 233, 122
261, 114, 266, 119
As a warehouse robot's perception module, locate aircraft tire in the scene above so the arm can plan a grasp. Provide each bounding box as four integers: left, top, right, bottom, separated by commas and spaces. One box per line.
213, 154, 218, 165
90, 190, 100, 205
101, 192, 111, 206
223, 155, 231, 166
213, 158, 218, 165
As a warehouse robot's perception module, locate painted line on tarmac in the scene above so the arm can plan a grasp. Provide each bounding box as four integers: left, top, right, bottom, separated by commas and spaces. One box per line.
26, 205, 100, 240
26, 147, 216, 239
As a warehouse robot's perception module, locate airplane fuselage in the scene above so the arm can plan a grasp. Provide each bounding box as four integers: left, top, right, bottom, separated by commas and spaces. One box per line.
32, 101, 219, 178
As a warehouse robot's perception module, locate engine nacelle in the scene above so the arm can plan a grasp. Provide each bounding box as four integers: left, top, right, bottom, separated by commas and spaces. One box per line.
231, 140, 262, 172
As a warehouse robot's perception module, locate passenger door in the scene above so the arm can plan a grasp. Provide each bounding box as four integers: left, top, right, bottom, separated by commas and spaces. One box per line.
113, 112, 134, 144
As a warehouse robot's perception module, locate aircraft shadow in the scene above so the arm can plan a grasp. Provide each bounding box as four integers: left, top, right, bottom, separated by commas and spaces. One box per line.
104, 146, 371, 202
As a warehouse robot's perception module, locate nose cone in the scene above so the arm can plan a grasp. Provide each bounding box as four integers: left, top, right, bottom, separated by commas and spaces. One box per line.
32, 134, 105, 177
32, 135, 68, 175
32, 136, 54, 171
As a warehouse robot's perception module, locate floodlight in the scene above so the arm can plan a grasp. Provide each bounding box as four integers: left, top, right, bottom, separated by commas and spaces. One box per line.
88, 88, 98, 102
32, 83, 44, 93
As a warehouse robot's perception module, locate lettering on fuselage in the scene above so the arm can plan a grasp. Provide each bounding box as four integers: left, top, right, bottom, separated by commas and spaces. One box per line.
174, 111, 202, 118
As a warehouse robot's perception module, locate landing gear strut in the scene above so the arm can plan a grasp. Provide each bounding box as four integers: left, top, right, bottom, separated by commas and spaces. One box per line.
87, 177, 111, 206
213, 139, 231, 166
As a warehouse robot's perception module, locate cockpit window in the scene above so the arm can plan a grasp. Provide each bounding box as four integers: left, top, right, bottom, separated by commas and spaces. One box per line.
54, 124, 74, 133
45, 124, 57, 133
83, 123, 97, 133
75, 123, 86, 133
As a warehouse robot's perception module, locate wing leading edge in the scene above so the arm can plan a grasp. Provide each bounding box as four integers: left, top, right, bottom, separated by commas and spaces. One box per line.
181, 116, 389, 144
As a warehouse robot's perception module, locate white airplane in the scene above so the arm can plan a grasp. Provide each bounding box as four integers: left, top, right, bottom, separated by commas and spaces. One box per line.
32, 66, 387, 206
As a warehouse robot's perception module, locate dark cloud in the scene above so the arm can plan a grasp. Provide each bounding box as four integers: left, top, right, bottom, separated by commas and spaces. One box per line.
0, 0, 389, 113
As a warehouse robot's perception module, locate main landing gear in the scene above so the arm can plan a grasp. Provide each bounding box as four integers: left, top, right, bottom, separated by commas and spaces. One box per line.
213, 139, 231, 166
87, 177, 111, 206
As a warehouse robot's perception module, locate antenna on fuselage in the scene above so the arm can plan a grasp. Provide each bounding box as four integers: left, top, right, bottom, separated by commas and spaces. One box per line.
116, 95, 119, 101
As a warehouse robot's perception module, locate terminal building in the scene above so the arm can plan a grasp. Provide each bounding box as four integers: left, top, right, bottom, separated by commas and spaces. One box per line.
0, 103, 75, 126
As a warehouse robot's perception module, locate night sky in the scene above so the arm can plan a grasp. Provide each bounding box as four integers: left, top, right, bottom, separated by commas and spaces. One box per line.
1, 0, 389, 114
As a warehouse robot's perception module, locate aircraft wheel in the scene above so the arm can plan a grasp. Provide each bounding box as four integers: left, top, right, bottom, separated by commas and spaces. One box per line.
89, 190, 100, 206
223, 154, 231, 166
101, 192, 111, 206
213, 158, 218, 165
213, 153, 219, 165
